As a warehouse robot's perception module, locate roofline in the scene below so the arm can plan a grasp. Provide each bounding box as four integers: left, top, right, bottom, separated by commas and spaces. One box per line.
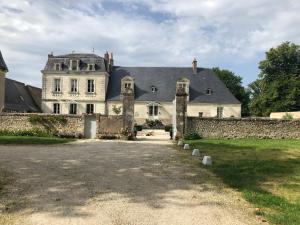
113, 66, 211, 70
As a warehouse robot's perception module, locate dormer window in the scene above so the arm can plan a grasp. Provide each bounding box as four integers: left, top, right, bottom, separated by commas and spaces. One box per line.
70, 60, 79, 71
54, 63, 61, 71
206, 88, 212, 95
176, 78, 190, 101
121, 76, 134, 93
87, 64, 95, 71
151, 86, 157, 93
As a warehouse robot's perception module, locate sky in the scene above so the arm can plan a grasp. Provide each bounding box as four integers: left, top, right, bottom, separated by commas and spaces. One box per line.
0, 0, 299, 87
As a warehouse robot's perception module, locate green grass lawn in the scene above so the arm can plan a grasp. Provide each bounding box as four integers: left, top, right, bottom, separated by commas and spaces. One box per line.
185, 139, 300, 225
0, 136, 74, 145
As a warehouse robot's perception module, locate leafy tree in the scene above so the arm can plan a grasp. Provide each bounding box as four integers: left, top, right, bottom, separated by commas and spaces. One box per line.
213, 67, 250, 116
249, 42, 300, 116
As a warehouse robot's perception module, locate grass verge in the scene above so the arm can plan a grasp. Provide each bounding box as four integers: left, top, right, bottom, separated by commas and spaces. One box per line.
184, 139, 300, 225
0, 136, 74, 145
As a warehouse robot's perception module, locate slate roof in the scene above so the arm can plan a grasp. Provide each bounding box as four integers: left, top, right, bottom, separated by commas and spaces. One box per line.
43, 53, 107, 72
4, 78, 41, 112
107, 67, 240, 104
0, 51, 8, 72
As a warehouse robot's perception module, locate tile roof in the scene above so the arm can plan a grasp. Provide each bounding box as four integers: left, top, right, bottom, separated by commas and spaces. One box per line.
0, 51, 8, 72
107, 66, 240, 104
4, 78, 41, 112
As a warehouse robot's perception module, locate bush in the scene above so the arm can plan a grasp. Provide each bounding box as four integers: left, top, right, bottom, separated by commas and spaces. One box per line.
184, 132, 202, 140
0, 128, 52, 137
145, 119, 163, 128
164, 125, 172, 132
134, 125, 143, 131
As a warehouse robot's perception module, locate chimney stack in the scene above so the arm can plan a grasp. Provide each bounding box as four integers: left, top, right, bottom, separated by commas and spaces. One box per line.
192, 58, 197, 74
0, 51, 8, 112
108, 52, 114, 72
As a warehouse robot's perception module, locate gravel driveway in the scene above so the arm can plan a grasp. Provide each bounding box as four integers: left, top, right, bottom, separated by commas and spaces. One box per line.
0, 136, 260, 225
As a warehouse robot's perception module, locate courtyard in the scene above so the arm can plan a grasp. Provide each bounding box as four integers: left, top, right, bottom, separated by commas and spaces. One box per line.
0, 136, 259, 225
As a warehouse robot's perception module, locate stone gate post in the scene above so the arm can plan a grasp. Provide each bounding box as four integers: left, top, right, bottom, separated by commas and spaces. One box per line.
175, 87, 187, 139
121, 87, 135, 138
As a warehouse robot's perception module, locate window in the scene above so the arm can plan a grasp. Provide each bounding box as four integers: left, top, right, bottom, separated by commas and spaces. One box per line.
54, 63, 61, 71
70, 79, 78, 93
199, 112, 203, 118
71, 60, 78, 71
86, 104, 94, 114
69, 103, 77, 114
217, 107, 223, 118
87, 79, 95, 93
125, 83, 131, 89
149, 105, 158, 116
53, 103, 60, 114
54, 79, 61, 92
206, 88, 212, 95
151, 86, 157, 93
88, 64, 95, 71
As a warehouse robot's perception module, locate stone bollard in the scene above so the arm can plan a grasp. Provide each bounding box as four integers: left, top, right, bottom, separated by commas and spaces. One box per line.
183, 144, 190, 150
177, 140, 183, 146
202, 156, 212, 165
192, 149, 200, 156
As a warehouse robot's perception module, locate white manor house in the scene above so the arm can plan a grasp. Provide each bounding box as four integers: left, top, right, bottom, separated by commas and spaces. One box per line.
41, 52, 241, 124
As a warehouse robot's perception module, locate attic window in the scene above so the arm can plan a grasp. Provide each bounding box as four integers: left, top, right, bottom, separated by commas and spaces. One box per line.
70, 60, 78, 71
206, 88, 212, 95
151, 86, 157, 93
54, 63, 61, 71
87, 64, 95, 71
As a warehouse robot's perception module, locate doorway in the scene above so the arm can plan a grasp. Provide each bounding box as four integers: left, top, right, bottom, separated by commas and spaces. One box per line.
84, 115, 97, 139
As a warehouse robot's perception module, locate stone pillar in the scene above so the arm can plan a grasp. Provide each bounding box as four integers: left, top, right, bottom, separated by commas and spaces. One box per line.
122, 87, 135, 139
175, 87, 187, 139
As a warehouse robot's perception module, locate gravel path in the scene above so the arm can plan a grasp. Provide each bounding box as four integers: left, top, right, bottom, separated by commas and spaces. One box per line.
0, 135, 261, 225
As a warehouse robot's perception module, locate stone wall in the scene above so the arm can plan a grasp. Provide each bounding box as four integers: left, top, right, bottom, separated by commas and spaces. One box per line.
96, 115, 123, 138
187, 117, 300, 139
0, 113, 85, 137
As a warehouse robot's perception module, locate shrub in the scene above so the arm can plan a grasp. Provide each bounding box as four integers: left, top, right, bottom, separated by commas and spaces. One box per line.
112, 105, 122, 115
145, 119, 163, 128
0, 128, 52, 137
134, 125, 143, 131
164, 125, 172, 132
184, 132, 202, 140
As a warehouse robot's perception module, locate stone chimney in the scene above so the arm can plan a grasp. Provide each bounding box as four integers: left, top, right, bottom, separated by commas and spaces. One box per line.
109, 52, 114, 71
104, 51, 109, 71
0, 51, 8, 112
192, 58, 197, 74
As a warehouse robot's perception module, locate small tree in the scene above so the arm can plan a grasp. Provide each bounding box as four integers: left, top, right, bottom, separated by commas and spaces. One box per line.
112, 105, 122, 115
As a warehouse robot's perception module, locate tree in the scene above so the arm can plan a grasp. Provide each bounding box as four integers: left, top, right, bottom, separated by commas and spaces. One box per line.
249, 42, 300, 116
213, 67, 250, 116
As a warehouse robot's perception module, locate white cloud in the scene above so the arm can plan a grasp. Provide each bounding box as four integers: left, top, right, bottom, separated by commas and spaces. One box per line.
0, 0, 299, 86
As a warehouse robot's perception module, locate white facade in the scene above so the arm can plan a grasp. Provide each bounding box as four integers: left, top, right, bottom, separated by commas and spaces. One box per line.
42, 72, 109, 115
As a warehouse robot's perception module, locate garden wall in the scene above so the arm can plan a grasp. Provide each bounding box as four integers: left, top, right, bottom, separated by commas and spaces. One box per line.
96, 115, 123, 138
0, 113, 85, 137
187, 117, 300, 139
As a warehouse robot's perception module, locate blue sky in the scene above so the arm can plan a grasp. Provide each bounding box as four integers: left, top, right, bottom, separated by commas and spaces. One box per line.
0, 0, 299, 87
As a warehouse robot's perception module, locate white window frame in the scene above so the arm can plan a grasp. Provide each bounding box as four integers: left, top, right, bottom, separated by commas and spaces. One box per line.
54, 63, 61, 71
206, 88, 212, 95
53, 78, 61, 92
87, 64, 95, 71
70, 79, 78, 93
86, 104, 94, 114
53, 103, 60, 114
69, 103, 77, 114
87, 79, 95, 93
149, 105, 158, 116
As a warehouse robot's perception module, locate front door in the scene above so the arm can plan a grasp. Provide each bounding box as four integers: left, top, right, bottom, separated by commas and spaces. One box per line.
84, 115, 97, 139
